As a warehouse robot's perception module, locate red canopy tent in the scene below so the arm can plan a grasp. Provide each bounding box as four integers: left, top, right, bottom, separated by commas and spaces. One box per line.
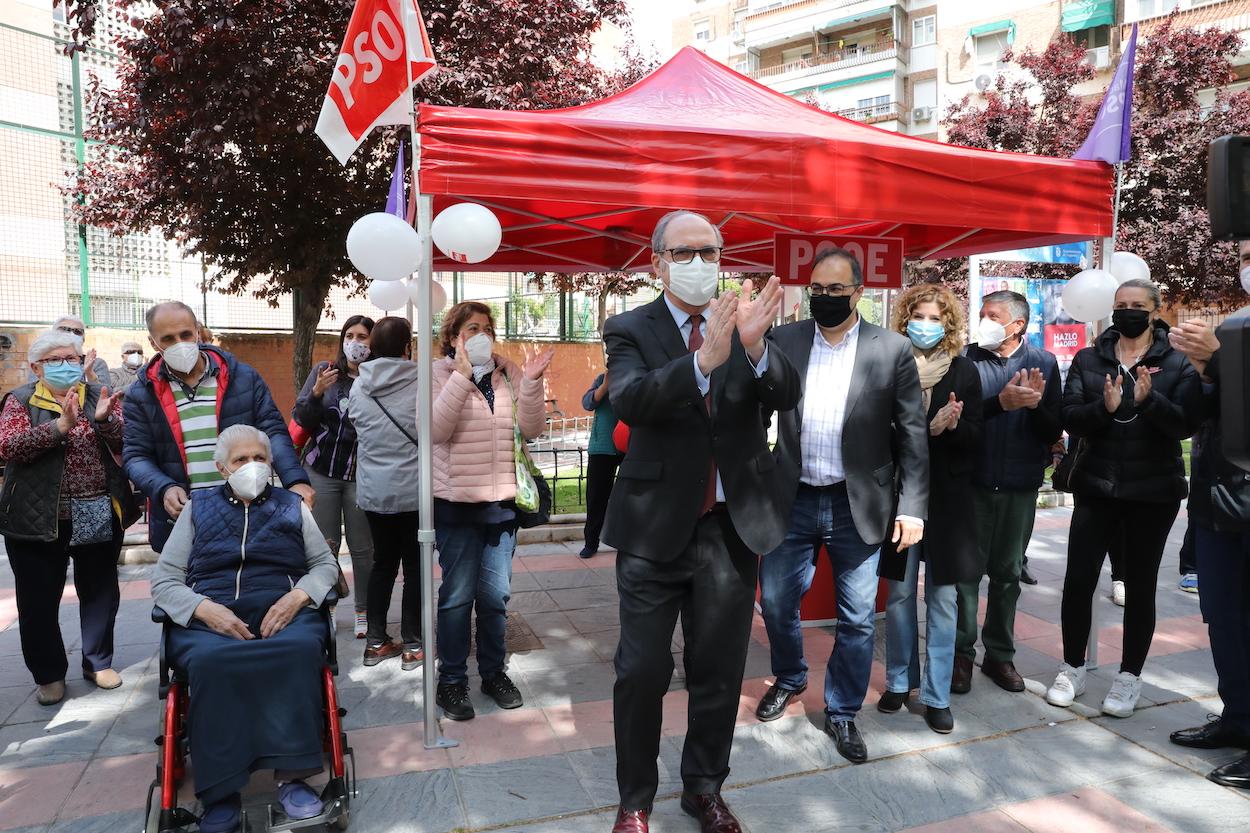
416, 46, 1113, 273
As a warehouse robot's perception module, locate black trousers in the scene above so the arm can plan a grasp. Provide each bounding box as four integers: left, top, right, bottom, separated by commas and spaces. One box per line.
1061, 495, 1179, 675
613, 509, 758, 810
1194, 523, 1250, 733
6, 520, 122, 685
583, 453, 622, 549
1178, 524, 1196, 576
363, 511, 422, 647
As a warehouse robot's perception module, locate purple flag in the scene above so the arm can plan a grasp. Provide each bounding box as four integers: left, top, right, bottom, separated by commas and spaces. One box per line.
1073, 24, 1137, 164
385, 141, 407, 218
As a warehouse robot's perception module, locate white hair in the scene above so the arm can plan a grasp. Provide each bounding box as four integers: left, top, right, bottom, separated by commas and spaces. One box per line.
29, 329, 84, 364
213, 425, 272, 467
53, 314, 85, 330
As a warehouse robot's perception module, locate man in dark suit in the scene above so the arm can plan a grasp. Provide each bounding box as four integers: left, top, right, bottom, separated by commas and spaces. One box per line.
755, 248, 929, 764
603, 210, 800, 833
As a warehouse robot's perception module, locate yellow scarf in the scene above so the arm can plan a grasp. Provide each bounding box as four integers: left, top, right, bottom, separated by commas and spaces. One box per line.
30, 381, 86, 415
912, 348, 953, 413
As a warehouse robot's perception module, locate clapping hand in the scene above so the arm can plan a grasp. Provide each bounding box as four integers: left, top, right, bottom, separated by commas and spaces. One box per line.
83, 348, 99, 382
1169, 320, 1220, 377
1103, 373, 1124, 413
55, 389, 80, 436
1133, 366, 1153, 404
524, 347, 555, 381
454, 334, 473, 378
735, 276, 783, 360
998, 370, 1042, 411
94, 385, 123, 422
929, 392, 964, 436
695, 291, 739, 375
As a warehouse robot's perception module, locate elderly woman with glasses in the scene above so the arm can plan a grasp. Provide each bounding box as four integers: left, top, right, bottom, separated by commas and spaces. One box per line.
151, 424, 340, 833
0, 329, 136, 706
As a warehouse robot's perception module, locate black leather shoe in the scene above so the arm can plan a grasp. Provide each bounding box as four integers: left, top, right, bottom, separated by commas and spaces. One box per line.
481, 672, 523, 709
1171, 717, 1250, 750
1019, 564, 1039, 585
824, 717, 868, 764
436, 682, 475, 721
680, 792, 743, 833
925, 706, 955, 734
755, 683, 806, 722
1208, 754, 1250, 790
877, 690, 908, 714
981, 659, 1026, 692
952, 655, 973, 694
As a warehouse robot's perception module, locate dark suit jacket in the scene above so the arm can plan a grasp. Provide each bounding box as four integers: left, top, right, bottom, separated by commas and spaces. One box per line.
879, 355, 983, 585
602, 296, 801, 562
767, 318, 929, 547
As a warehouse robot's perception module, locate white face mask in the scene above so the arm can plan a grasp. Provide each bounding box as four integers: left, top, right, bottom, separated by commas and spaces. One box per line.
666, 258, 719, 307
1241, 265, 1250, 296
226, 461, 271, 501
343, 340, 371, 364
464, 332, 494, 367
976, 317, 1008, 350
123, 353, 144, 369
162, 341, 201, 374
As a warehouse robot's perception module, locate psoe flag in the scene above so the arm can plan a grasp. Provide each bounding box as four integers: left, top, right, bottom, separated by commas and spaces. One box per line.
316, 0, 436, 166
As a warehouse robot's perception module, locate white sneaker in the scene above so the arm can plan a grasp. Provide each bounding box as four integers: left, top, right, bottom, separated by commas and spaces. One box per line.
1045, 662, 1087, 707
1101, 671, 1143, 718
354, 612, 368, 639
1111, 580, 1126, 607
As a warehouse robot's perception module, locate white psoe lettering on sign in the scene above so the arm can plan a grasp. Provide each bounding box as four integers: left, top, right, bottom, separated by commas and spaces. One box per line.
330, 0, 408, 108
785, 239, 893, 284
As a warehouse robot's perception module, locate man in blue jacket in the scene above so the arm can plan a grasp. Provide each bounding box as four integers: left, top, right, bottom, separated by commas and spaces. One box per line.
955, 291, 1062, 694
123, 301, 312, 552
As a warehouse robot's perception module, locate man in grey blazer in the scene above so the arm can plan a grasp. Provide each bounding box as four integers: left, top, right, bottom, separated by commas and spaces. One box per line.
756, 248, 929, 764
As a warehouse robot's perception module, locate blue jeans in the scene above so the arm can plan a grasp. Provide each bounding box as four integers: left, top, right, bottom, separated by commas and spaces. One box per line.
885, 544, 958, 709
759, 484, 880, 721
1194, 523, 1250, 734
435, 522, 516, 685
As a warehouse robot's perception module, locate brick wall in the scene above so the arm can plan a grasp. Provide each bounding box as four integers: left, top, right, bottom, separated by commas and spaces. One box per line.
937, 2, 1062, 88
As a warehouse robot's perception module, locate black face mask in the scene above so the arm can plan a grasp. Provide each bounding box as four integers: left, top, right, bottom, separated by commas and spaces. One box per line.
810, 294, 854, 329
1112, 308, 1151, 339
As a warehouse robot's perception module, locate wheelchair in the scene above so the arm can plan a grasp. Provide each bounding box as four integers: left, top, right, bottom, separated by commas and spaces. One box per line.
144, 593, 357, 833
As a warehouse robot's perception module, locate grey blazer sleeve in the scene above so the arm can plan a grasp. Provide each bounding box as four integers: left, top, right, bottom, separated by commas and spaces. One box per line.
891, 340, 930, 520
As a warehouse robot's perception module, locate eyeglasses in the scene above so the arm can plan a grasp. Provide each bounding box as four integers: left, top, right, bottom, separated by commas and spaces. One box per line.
37, 357, 84, 368
808, 283, 860, 297
661, 247, 723, 264
56, 325, 85, 337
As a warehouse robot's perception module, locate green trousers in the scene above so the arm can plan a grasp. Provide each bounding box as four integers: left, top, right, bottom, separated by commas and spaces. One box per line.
955, 486, 1037, 663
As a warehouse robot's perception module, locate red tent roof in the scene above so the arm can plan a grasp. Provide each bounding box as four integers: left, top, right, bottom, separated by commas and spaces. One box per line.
417, 47, 1113, 273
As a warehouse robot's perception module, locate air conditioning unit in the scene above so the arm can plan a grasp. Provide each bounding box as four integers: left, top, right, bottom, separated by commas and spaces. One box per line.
911, 106, 933, 122
1084, 46, 1111, 70
974, 72, 994, 92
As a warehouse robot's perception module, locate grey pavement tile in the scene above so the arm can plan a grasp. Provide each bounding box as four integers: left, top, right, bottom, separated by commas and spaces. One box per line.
47, 811, 136, 833
6, 673, 141, 726
456, 753, 596, 828
568, 738, 685, 807
545, 586, 618, 612
509, 636, 603, 672
0, 715, 109, 767
564, 607, 620, 635
349, 768, 468, 833
511, 590, 562, 615
753, 712, 901, 770
1, 826, 48, 833
956, 682, 1079, 733
1092, 699, 1247, 775
582, 627, 621, 663
1141, 648, 1221, 701
334, 681, 425, 731
922, 734, 1088, 804
863, 699, 1002, 754
511, 571, 543, 593
727, 773, 888, 833
1009, 718, 1172, 785
1099, 767, 1250, 833
723, 722, 823, 787
827, 750, 1000, 830
516, 611, 580, 641
0, 684, 33, 724
533, 569, 612, 591
515, 542, 576, 558
523, 661, 617, 708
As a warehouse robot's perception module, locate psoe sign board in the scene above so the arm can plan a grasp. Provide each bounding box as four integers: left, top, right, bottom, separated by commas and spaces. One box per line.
773, 233, 904, 289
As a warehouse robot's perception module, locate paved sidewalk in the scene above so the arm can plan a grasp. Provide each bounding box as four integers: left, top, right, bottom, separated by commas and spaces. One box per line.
0, 506, 1247, 832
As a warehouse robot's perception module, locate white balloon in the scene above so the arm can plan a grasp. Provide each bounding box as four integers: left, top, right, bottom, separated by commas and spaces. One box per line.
1108, 251, 1151, 285
1062, 268, 1119, 323
406, 278, 448, 313
368, 278, 410, 311
431, 203, 503, 264
347, 213, 421, 282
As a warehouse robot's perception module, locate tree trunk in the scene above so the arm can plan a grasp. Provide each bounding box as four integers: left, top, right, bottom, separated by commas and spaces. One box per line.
596, 291, 609, 335
291, 279, 331, 392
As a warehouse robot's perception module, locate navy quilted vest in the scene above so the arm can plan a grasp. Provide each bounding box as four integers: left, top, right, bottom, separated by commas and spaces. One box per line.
185, 485, 306, 603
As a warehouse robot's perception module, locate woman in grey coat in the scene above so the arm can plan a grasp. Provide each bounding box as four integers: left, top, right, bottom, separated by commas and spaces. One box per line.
348, 316, 423, 669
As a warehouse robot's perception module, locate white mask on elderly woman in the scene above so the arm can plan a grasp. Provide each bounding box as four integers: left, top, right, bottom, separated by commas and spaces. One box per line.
226, 461, 272, 501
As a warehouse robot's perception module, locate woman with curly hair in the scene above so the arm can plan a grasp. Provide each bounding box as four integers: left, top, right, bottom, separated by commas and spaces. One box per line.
877, 283, 983, 734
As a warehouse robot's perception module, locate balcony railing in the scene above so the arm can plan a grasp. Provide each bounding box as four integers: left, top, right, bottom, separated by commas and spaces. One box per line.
836, 102, 905, 124
749, 39, 905, 83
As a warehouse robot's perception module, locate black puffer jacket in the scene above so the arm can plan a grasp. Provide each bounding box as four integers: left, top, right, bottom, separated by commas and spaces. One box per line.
1188, 348, 1250, 531
1061, 320, 1202, 503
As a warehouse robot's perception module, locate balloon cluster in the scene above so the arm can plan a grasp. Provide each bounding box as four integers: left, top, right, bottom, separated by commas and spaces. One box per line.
1060, 251, 1150, 323
345, 202, 504, 313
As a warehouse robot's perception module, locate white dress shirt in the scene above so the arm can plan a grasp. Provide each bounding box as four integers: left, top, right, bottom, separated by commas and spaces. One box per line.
662, 294, 769, 503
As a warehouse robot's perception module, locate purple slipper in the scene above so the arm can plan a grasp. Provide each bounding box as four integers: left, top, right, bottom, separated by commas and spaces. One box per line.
277, 780, 323, 820
199, 793, 241, 833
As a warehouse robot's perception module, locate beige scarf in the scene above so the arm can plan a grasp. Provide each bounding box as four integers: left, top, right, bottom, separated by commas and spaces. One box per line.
913, 347, 953, 412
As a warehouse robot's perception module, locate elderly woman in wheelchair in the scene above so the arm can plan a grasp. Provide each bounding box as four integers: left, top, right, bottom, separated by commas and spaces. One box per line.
151, 425, 340, 833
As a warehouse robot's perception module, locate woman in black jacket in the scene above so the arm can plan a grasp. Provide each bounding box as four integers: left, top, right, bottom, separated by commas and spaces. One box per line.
1046, 279, 1201, 719
879, 284, 983, 734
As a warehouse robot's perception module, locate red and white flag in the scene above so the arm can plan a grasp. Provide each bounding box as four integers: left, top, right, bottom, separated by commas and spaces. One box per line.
316, 0, 437, 165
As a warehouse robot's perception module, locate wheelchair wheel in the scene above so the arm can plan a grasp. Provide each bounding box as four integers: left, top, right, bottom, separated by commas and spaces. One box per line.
143, 780, 160, 833
333, 810, 351, 830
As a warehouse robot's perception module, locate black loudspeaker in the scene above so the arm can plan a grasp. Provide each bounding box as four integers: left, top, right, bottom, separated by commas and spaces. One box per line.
1208, 136, 1250, 241
1219, 308, 1250, 472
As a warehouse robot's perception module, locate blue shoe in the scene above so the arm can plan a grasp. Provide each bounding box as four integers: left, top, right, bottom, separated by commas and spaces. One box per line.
199, 793, 241, 833
278, 780, 323, 820
1179, 573, 1199, 594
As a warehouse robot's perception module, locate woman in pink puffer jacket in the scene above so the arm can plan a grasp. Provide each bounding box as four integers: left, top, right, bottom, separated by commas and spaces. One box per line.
430, 301, 552, 722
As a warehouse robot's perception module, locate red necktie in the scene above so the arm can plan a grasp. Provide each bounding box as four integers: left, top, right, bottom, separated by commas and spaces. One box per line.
688, 315, 717, 515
